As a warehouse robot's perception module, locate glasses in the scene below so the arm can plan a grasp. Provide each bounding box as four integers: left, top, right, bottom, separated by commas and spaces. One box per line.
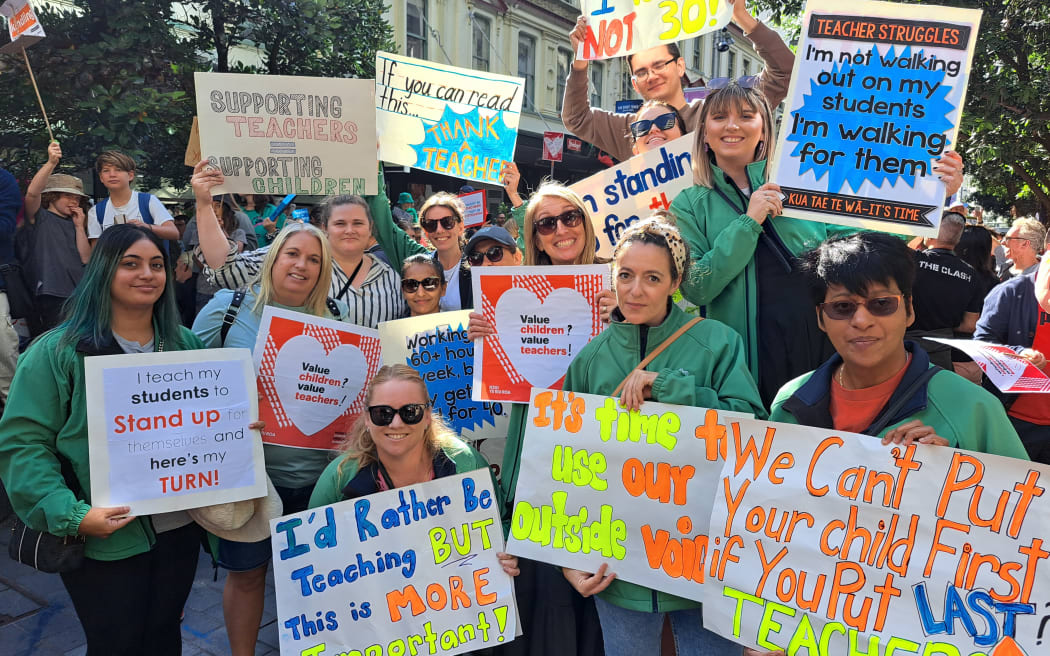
401, 276, 441, 293
420, 215, 459, 233
688, 75, 761, 100
1003, 236, 1030, 244
631, 57, 678, 83
629, 112, 679, 139
467, 245, 509, 266
367, 403, 428, 426
819, 295, 904, 321
533, 209, 585, 236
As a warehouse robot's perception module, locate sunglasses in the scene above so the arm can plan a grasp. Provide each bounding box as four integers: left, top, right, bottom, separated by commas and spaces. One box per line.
533, 209, 585, 236
467, 245, 509, 266
819, 295, 904, 321
629, 112, 679, 139
689, 75, 761, 100
367, 403, 429, 426
421, 215, 459, 233
401, 276, 442, 293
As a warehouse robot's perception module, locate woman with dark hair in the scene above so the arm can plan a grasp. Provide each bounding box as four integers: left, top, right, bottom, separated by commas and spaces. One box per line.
627, 100, 685, 155
0, 224, 209, 655
400, 253, 447, 316
956, 224, 999, 301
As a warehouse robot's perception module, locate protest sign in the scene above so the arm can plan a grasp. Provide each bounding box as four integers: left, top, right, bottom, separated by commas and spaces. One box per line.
193, 72, 377, 196
577, 0, 731, 61
254, 307, 381, 451
572, 134, 693, 258
507, 389, 752, 601
771, 0, 981, 237
271, 470, 517, 656
375, 51, 524, 185
84, 349, 266, 516
471, 266, 609, 403
930, 338, 1050, 394
567, 137, 583, 153
458, 190, 487, 228
379, 311, 511, 477
542, 132, 564, 162
185, 116, 202, 167
0, 0, 44, 52
703, 417, 1050, 655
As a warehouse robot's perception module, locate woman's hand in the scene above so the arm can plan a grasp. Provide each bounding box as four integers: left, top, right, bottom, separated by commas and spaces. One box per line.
47, 141, 62, 165
563, 564, 616, 597
934, 150, 964, 197
497, 552, 520, 577
249, 420, 266, 432
1019, 349, 1047, 372
191, 159, 225, 202
467, 312, 495, 341
569, 17, 589, 71
618, 369, 658, 412
728, 0, 759, 33
261, 216, 277, 234
70, 205, 86, 231
78, 506, 134, 538
746, 183, 783, 225
595, 289, 616, 324
882, 420, 949, 447
501, 162, 524, 208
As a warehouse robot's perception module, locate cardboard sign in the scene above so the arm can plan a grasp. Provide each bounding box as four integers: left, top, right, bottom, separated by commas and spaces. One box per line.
458, 190, 487, 228
704, 418, 1050, 655
378, 311, 511, 478
84, 349, 266, 516
193, 72, 378, 196
507, 389, 750, 601
571, 134, 693, 258
542, 132, 564, 162
771, 0, 982, 237
270, 470, 518, 656
185, 116, 202, 167
577, 0, 731, 61
567, 137, 583, 152
0, 0, 45, 52
253, 307, 381, 451
930, 338, 1050, 394
471, 266, 609, 403
375, 51, 525, 185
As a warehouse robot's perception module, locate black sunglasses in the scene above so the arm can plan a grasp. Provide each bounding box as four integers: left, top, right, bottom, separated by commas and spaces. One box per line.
819, 295, 904, 321
467, 245, 509, 266
421, 215, 459, 233
401, 276, 442, 293
533, 209, 585, 236
690, 75, 761, 100
629, 112, 679, 139
367, 403, 429, 426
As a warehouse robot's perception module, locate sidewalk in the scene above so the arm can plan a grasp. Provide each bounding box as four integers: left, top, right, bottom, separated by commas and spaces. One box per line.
0, 522, 281, 655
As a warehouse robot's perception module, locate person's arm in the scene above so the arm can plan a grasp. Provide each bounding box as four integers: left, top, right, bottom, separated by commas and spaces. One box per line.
734, 0, 795, 108
1038, 257, 1050, 313
196, 243, 268, 290
973, 285, 1010, 345
25, 142, 62, 221
144, 196, 179, 240
956, 311, 979, 335
308, 457, 351, 509
71, 205, 92, 263
501, 162, 525, 209
189, 160, 231, 270
367, 168, 428, 274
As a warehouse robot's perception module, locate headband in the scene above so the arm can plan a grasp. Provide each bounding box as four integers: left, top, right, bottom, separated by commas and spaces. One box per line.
612, 217, 687, 279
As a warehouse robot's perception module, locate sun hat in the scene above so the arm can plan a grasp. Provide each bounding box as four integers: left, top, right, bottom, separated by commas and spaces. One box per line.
41, 174, 88, 197
187, 474, 284, 542
397, 192, 414, 205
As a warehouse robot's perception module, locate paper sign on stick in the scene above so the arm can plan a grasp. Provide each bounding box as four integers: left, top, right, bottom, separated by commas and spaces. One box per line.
471, 265, 609, 403
193, 72, 377, 196
703, 417, 1050, 655
770, 0, 982, 237
270, 470, 518, 656
0, 0, 45, 52
458, 190, 487, 228
253, 307, 381, 451
85, 348, 266, 516
375, 51, 524, 185
930, 338, 1050, 394
571, 134, 693, 258
577, 0, 731, 61
379, 311, 511, 477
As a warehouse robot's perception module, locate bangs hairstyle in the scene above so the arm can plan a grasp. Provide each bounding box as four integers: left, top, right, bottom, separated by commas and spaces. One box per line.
801, 232, 917, 309
252, 223, 333, 316
523, 181, 600, 266
319, 195, 373, 232
690, 83, 775, 188
339, 364, 460, 471
59, 224, 185, 349
95, 150, 137, 173
420, 192, 466, 224
402, 253, 444, 281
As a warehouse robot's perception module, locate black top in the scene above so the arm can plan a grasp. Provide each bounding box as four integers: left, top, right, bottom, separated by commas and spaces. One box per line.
912, 248, 984, 332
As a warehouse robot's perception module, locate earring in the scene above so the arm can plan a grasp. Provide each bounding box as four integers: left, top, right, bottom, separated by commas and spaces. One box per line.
703, 142, 710, 152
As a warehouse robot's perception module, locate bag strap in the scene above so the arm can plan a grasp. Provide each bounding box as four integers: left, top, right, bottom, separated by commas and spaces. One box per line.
336, 257, 365, 301
866, 365, 943, 436
95, 198, 108, 226
137, 192, 154, 225
220, 290, 247, 345
612, 317, 703, 397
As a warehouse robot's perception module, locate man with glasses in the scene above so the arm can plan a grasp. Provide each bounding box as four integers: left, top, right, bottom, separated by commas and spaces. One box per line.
561, 0, 793, 162
998, 217, 1045, 282
464, 226, 523, 268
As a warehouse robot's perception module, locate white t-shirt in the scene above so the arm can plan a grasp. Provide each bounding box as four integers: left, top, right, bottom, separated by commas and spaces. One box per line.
442, 260, 462, 310
87, 191, 175, 238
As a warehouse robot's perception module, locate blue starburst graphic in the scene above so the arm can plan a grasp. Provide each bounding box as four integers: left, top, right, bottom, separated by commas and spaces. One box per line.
785, 45, 956, 194
411, 106, 516, 183
408, 322, 497, 434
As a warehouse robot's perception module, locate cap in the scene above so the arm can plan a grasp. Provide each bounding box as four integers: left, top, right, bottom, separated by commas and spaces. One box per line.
458, 185, 476, 194
41, 174, 88, 197
466, 226, 518, 254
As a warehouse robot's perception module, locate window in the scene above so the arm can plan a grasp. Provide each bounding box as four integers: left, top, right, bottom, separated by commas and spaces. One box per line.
406, 0, 427, 59
743, 59, 751, 77
692, 36, 702, 72
727, 51, 736, 79
556, 48, 573, 112
590, 62, 604, 108
472, 14, 491, 71
518, 33, 536, 111
620, 59, 632, 99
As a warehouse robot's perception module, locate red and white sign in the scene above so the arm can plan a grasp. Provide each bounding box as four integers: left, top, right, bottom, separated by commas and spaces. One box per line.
930, 337, 1050, 394
542, 131, 564, 162
567, 137, 582, 152
1, 0, 45, 52
253, 307, 381, 450
458, 189, 487, 227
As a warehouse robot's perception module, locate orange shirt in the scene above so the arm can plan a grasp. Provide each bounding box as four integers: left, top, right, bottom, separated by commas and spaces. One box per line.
830, 362, 911, 434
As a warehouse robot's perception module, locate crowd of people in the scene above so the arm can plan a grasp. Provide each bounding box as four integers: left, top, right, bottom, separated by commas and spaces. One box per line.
0, 2, 1046, 655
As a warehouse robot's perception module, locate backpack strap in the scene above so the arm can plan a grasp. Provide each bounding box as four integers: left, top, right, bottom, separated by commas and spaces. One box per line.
95, 198, 108, 226
219, 290, 247, 345
137, 192, 155, 225
612, 317, 703, 397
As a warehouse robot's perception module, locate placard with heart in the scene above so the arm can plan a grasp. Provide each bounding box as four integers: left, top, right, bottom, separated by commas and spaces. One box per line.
253, 307, 381, 450
471, 265, 610, 402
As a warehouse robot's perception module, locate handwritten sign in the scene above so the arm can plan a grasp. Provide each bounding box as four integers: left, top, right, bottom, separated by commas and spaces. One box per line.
254, 307, 381, 451
930, 338, 1050, 394
378, 311, 511, 477
770, 0, 981, 237
458, 190, 487, 228
571, 134, 693, 258
84, 349, 266, 516
577, 0, 731, 61
375, 51, 524, 185
471, 266, 609, 403
0, 0, 45, 52
193, 72, 377, 196
270, 470, 517, 656
703, 417, 1050, 655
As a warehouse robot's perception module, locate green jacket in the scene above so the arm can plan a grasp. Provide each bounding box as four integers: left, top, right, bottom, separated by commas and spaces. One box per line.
669, 161, 854, 380
0, 327, 206, 561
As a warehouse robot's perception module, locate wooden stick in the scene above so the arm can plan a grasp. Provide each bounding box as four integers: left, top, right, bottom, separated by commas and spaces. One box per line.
21, 47, 54, 142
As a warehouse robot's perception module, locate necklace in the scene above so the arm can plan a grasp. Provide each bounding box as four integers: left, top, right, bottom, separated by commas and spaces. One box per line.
837, 352, 911, 390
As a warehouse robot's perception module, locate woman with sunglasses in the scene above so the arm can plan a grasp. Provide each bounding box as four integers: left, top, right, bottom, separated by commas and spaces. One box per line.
669, 82, 965, 406
628, 100, 685, 155
400, 254, 447, 316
